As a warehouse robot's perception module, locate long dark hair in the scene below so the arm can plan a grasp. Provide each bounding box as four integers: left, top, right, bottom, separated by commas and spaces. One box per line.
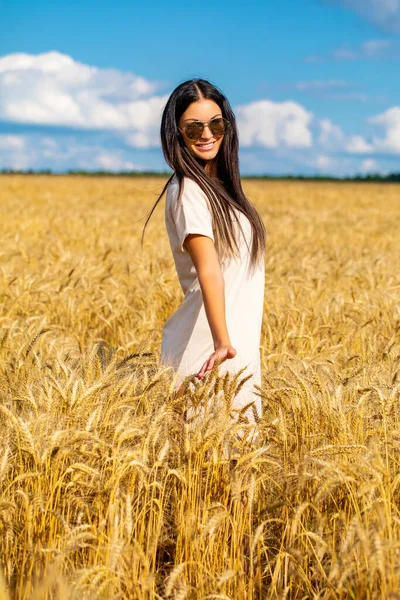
142, 79, 266, 267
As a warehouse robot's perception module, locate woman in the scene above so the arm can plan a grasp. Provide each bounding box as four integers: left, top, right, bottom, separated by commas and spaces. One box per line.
144, 79, 266, 422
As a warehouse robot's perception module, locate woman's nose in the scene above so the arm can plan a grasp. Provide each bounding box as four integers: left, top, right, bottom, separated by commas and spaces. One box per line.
200, 124, 213, 139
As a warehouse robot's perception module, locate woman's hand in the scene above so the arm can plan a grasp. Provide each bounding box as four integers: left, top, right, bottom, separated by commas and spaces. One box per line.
196, 344, 237, 380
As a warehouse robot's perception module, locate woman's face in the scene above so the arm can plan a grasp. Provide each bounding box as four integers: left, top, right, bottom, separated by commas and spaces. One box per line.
178, 98, 224, 163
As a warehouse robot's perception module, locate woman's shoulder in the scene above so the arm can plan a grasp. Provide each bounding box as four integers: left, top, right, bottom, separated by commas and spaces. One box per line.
167, 174, 206, 203
166, 174, 180, 205
168, 173, 180, 191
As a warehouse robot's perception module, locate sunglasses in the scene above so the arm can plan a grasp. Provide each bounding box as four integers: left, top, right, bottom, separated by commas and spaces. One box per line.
179, 117, 229, 141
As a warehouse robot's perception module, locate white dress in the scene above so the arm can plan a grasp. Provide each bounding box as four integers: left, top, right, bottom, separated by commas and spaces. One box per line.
161, 175, 265, 421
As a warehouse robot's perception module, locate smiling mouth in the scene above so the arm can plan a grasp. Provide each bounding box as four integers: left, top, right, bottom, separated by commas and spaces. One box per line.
195, 141, 215, 151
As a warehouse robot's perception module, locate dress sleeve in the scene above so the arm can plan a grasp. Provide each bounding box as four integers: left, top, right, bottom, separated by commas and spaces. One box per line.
173, 178, 214, 253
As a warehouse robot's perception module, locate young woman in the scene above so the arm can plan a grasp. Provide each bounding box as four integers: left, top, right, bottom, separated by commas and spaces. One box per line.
145, 79, 266, 422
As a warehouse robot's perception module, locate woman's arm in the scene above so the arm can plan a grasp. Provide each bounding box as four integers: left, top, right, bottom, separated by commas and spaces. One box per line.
184, 233, 236, 379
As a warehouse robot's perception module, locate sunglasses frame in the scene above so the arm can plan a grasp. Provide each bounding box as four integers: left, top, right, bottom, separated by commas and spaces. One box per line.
178, 117, 230, 141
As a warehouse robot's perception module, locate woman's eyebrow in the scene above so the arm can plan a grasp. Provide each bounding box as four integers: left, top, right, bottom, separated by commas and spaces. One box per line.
183, 113, 222, 122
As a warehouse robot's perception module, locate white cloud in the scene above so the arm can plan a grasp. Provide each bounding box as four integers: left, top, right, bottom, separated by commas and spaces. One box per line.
362, 39, 393, 56
332, 47, 358, 61
332, 40, 392, 61
0, 133, 148, 172
328, 0, 400, 33
317, 120, 370, 156
294, 79, 378, 103
0, 134, 30, 169
0, 51, 166, 147
345, 135, 374, 153
317, 107, 400, 157
369, 106, 400, 153
360, 158, 378, 172
315, 155, 333, 169
236, 100, 313, 148
306, 37, 395, 62
318, 119, 345, 151
330, 92, 370, 102
295, 79, 349, 91
0, 134, 25, 150
94, 153, 139, 171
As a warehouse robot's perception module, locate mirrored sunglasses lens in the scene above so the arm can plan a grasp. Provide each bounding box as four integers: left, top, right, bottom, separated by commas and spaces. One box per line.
185, 122, 204, 140
209, 118, 226, 137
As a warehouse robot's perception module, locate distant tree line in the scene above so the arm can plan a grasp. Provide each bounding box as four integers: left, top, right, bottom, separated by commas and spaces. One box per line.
1, 168, 400, 182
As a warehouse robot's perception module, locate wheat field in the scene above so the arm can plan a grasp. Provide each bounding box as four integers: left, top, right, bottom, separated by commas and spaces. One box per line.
0, 175, 400, 600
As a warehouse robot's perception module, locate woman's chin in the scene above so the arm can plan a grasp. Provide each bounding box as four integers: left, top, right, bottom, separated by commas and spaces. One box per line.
193, 150, 218, 162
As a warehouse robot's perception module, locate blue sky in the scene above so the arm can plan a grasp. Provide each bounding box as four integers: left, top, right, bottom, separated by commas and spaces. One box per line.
0, 0, 399, 176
